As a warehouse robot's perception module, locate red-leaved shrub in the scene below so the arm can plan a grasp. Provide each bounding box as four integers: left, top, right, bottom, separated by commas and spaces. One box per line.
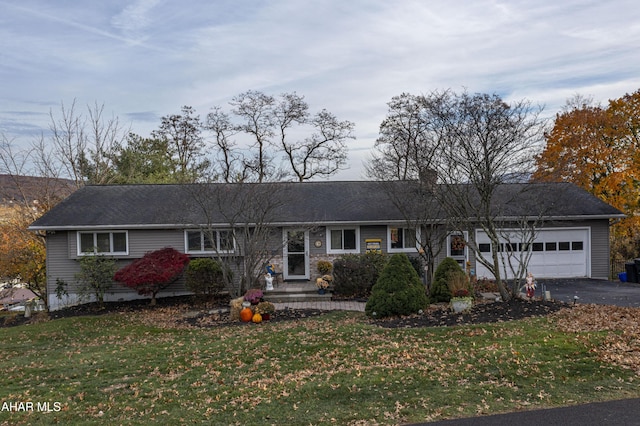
114, 247, 190, 305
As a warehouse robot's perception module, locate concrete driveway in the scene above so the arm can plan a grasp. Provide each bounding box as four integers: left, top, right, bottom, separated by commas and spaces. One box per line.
538, 278, 640, 307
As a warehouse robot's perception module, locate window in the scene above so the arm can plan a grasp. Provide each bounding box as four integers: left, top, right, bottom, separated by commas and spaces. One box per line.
572, 241, 584, 251
545, 242, 557, 251
447, 232, 468, 268
389, 227, 417, 251
219, 230, 235, 251
478, 243, 491, 253
559, 241, 570, 251
328, 228, 358, 253
504, 242, 518, 252
532, 242, 544, 252
185, 230, 235, 253
78, 231, 128, 255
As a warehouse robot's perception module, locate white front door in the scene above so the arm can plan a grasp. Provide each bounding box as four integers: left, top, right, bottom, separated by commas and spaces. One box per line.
283, 229, 309, 280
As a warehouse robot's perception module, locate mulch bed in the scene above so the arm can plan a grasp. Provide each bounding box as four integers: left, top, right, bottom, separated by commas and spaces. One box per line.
370, 298, 568, 328
0, 294, 570, 329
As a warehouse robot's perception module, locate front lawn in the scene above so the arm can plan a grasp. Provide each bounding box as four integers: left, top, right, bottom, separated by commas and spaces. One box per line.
1, 306, 639, 425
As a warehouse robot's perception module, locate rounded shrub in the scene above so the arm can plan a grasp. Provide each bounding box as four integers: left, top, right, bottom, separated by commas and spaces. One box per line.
316, 260, 333, 275
429, 257, 464, 303
185, 257, 225, 298
333, 253, 387, 298
429, 277, 451, 303
365, 253, 429, 318
434, 257, 463, 283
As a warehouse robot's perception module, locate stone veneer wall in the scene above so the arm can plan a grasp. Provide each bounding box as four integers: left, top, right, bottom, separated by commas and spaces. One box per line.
266, 254, 341, 283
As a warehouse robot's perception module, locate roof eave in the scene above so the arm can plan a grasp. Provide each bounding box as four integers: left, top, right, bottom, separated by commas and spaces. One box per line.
29, 214, 622, 232
28, 219, 422, 231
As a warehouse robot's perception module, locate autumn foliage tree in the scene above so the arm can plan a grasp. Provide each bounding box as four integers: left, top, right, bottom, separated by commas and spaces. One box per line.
0, 207, 47, 306
533, 90, 640, 265
114, 247, 190, 305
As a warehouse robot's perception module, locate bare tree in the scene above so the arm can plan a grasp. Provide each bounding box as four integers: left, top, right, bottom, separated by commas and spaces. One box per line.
373, 179, 448, 287
283, 109, 354, 181
368, 92, 449, 180
435, 91, 547, 301
366, 93, 451, 284
0, 100, 127, 309
204, 107, 247, 183
84, 101, 129, 184
48, 99, 128, 186
220, 90, 353, 183
48, 100, 86, 187
230, 91, 277, 182
186, 182, 289, 295
497, 216, 540, 292
368, 90, 547, 299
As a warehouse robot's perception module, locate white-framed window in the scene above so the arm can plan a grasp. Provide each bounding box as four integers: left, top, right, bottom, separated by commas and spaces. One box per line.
185, 230, 235, 254
447, 231, 468, 268
327, 227, 360, 254
78, 231, 128, 255
388, 226, 419, 252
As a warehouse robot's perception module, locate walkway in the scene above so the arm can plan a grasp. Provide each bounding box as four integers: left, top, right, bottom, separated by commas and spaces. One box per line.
274, 278, 640, 313
273, 300, 365, 312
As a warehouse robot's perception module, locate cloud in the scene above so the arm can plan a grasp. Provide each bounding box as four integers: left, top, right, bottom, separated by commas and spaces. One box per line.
1, 0, 639, 180
110, 0, 160, 41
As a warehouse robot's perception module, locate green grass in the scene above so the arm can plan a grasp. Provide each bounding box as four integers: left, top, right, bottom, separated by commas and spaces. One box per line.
1, 311, 639, 425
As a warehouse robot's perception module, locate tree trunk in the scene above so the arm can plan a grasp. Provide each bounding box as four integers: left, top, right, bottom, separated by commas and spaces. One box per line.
492, 250, 511, 301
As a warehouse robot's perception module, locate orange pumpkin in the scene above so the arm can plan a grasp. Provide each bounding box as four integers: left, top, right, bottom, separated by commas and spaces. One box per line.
252, 313, 263, 324
240, 307, 253, 322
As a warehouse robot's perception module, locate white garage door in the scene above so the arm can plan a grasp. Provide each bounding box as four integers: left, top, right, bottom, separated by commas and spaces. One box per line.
475, 228, 590, 279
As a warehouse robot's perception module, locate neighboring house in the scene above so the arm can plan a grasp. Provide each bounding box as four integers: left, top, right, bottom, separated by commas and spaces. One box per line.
0, 287, 38, 311
29, 181, 624, 310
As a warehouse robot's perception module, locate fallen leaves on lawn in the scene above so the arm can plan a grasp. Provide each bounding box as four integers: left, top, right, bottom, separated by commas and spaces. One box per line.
552, 304, 640, 374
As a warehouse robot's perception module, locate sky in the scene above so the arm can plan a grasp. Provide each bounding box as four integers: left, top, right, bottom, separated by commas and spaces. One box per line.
1, 0, 639, 180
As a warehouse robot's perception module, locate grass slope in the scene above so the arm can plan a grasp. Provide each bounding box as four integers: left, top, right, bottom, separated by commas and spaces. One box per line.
1, 310, 639, 425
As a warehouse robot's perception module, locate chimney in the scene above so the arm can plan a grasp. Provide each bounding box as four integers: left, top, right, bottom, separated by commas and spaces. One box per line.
418, 168, 437, 193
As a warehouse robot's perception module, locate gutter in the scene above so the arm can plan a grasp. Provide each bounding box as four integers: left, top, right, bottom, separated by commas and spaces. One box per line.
28, 219, 420, 232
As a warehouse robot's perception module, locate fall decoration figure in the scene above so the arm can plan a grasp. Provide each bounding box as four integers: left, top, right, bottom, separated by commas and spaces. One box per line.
525, 272, 536, 299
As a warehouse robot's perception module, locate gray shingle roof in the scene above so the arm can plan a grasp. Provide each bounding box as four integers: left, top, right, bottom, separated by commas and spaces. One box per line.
29, 181, 624, 230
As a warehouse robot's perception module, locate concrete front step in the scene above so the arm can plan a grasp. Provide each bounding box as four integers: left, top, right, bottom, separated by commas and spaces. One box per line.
264, 292, 333, 303
263, 281, 332, 303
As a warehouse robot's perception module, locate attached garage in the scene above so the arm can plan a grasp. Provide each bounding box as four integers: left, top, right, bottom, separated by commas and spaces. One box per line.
475, 228, 590, 279
30, 181, 623, 310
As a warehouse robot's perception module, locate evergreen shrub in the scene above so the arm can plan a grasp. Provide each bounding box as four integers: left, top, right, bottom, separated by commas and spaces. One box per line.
429, 257, 464, 303
185, 258, 225, 299
365, 253, 429, 318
